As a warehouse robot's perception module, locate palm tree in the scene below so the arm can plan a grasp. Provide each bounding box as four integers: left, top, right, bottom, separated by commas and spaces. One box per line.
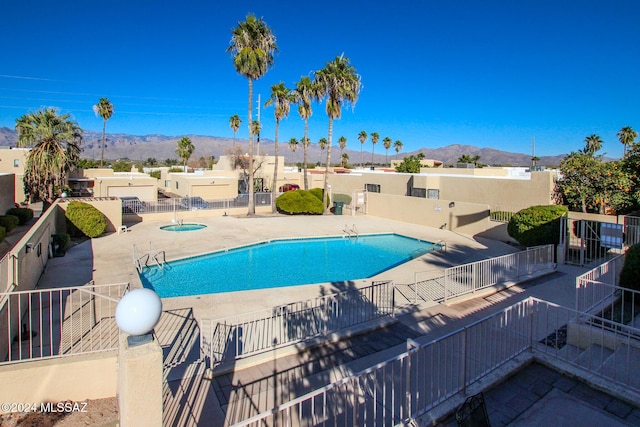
338, 136, 347, 159
318, 137, 328, 165
583, 134, 603, 156
393, 140, 403, 159
618, 126, 637, 157
176, 136, 195, 171
301, 137, 311, 168
292, 76, 321, 190
264, 82, 292, 211
227, 13, 277, 215
15, 108, 82, 208
358, 130, 367, 167
229, 114, 242, 149
314, 55, 362, 213
341, 152, 349, 168
382, 136, 392, 165
288, 137, 299, 164
93, 97, 113, 168
370, 132, 380, 167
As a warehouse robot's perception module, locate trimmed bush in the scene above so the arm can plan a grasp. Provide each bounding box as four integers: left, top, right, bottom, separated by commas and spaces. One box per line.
0, 226, 5, 243
620, 243, 640, 292
0, 215, 19, 232
65, 201, 107, 238
309, 188, 330, 207
507, 205, 568, 247
5, 207, 34, 225
149, 170, 161, 179
276, 190, 324, 215
52, 233, 71, 256
333, 193, 352, 205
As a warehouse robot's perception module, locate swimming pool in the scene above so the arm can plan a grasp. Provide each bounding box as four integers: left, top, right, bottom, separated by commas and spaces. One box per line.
139, 234, 441, 298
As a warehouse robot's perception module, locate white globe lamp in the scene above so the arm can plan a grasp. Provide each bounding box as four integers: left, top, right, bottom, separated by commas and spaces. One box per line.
116, 288, 162, 346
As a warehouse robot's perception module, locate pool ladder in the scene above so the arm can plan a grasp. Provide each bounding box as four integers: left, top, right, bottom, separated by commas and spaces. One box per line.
133, 243, 167, 272
344, 224, 359, 239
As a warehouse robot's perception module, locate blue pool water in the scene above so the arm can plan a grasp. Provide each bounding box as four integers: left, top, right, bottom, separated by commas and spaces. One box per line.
140, 234, 439, 298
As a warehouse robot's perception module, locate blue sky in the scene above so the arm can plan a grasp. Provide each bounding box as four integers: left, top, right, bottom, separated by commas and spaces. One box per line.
1, 0, 639, 158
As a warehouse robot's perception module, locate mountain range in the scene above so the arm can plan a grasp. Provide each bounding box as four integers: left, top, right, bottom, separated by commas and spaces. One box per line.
0, 127, 568, 167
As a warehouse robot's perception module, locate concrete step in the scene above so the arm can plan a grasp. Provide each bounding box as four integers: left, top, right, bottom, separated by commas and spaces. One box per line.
599, 344, 640, 390
574, 344, 614, 372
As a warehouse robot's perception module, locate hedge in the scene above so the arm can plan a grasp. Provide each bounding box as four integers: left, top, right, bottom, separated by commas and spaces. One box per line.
276, 190, 324, 215
333, 193, 352, 205
620, 243, 640, 293
507, 205, 568, 247
0, 215, 19, 233
5, 207, 34, 225
65, 201, 107, 238
309, 188, 330, 207
52, 233, 71, 256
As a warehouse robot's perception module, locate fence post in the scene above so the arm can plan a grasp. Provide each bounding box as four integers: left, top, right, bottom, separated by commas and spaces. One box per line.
461, 327, 467, 395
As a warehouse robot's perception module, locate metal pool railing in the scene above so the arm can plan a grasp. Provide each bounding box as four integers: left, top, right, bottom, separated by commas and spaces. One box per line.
201, 281, 395, 370
413, 244, 555, 304
0, 282, 129, 364
232, 297, 640, 426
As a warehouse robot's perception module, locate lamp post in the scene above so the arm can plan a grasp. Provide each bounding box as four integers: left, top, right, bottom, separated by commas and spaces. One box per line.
115, 288, 162, 346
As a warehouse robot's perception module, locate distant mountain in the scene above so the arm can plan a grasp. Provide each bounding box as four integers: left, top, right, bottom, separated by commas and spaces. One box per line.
0, 127, 568, 167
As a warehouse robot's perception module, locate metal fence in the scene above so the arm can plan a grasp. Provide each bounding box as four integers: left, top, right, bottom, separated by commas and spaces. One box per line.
233, 297, 640, 426
0, 282, 129, 364
123, 192, 273, 215
413, 245, 555, 304
201, 281, 395, 370
575, 254, 626, 315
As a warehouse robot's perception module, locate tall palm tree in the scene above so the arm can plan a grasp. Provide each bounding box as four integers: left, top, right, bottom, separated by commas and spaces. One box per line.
301, 137, 311, 169
370, 132, 380, 167
227, 14, 277, 215
358, 130, 367, 167
382, 136, 392, 165
93, 97, 113, 168
338, 136, 347, 159
618, 126, 637, 157
583, 134, 603, 156
264, 82, 292, 211
229, 114, 242, 149
314, 55, 362, 213
176, 136, 195, 171
292, 76, 321, 190
318, 137, 328, 165
15, 108, 82, 208
393, 140, 403, 159
288, 137, 299, 164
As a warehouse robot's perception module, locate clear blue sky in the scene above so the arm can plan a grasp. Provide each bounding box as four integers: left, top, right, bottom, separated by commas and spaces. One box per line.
1, 0, 639, 158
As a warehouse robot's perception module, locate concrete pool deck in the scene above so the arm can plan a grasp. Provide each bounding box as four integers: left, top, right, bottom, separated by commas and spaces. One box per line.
86, 214, 522, 320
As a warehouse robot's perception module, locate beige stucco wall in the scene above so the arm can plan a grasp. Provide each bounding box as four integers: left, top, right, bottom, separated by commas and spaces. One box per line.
0, 174, 15, 213
0, 351, 117, 410
0, 148, 28, 203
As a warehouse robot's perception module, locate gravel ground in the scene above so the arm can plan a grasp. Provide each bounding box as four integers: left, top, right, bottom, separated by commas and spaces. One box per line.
0, 397, 118, 426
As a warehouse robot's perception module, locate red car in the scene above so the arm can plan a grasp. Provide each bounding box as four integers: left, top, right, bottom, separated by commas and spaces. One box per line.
279, 183, 300, 192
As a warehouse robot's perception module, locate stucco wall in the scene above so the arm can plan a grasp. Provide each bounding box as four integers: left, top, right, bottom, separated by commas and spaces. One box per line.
0, 351, 117, 408
0, 174, 15, 213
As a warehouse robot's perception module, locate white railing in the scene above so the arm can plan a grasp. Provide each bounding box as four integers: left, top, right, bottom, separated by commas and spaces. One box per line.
0, 282, 129, 364
126, 192, 273, 215
231, 297, 640, 426
201, 281, 395, 370
576, 254, 625, 314
413, 245, 555, 304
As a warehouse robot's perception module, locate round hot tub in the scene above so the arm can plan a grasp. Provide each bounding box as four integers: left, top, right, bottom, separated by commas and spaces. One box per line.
160, 223, 207, 232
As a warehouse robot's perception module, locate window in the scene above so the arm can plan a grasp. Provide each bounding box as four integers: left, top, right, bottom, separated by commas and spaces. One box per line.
365, 183, 380, 193
175, 182, 179, 190
165, 180, 172, 188
427, 189, 440, 199
410, 188, 426, 198
13, 159, 19, 167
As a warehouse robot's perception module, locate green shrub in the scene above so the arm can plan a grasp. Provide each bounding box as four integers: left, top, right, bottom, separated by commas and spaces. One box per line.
507, 205, 568, 247
333, 193, 352, 205
5, 207, 34, 225
276, 190, 324, 215
309, 188, 330, 207
0, 226, 5, 243
0, 215, 19, 232
620, 244, 640, 292
65, 201, 107, 238
169, 167, 184, 173
149, 170, 161, 179
52, 233, 71, 256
